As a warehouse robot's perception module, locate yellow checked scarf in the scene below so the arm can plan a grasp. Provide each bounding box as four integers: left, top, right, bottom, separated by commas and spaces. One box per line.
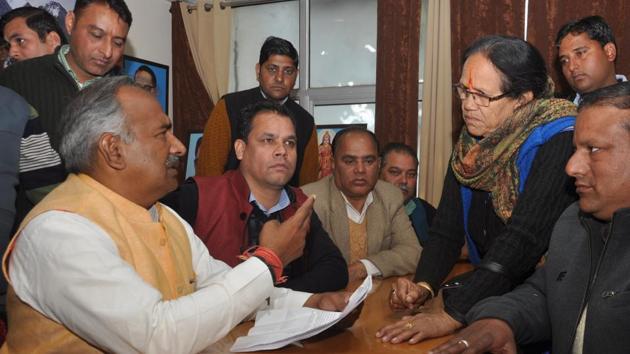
451, 97, 576, 222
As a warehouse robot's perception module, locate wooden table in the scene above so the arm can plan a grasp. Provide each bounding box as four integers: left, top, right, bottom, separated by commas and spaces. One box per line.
205, 262, 473, 354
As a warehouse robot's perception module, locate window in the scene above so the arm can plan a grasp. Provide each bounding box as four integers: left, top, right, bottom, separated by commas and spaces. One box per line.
227, 0, 427, 133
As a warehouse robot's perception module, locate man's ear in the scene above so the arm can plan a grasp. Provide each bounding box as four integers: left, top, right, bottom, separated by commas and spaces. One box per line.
234, 139, 246, 161
98, 133, 126, 170
44, 31, 62, 51
604, 42, 617, 62
65, 11, 75, 35
255, 63, 261, 82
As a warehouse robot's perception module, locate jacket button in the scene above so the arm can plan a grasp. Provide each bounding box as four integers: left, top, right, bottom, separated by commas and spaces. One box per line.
601, 290, 616, 298
240, 212, 247, 220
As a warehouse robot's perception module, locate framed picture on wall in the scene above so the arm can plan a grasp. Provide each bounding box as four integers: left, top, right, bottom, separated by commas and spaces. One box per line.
122, 55, 169, 113
316, 123, 367, 179
185, 132, 203, 179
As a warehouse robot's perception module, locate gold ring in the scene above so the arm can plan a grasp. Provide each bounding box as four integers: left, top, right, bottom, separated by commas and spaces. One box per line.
458, 339, 470, 348
404, 321, 413, 329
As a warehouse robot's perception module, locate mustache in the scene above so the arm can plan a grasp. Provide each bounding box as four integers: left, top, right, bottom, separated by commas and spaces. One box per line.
165, 155, 180, 169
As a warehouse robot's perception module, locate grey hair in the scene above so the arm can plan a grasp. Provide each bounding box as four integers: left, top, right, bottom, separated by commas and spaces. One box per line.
58, 76, 136, 173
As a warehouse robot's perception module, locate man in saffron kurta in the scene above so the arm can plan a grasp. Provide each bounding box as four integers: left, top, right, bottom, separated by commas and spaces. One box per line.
163, 101, 348, 294
1, 77, 350, 354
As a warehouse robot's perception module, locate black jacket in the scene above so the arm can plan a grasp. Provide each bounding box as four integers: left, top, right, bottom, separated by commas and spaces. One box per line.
468, 203, 630, 353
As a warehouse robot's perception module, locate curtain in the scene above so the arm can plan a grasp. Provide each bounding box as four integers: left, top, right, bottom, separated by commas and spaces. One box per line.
374, 0, 421, 149
171, 3, 213, 183
179, 0, 232, 103
418, 0, 452, 207
526, 0, 630, 96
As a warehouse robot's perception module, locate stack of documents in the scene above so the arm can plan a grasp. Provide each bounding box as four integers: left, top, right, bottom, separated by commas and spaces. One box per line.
231, 276, 372, 352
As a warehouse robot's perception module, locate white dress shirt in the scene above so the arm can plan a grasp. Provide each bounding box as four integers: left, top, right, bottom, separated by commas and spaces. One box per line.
8, 206, 311, 354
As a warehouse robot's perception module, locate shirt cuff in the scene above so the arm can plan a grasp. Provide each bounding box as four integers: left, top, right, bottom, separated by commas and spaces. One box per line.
360, 259, 381, 277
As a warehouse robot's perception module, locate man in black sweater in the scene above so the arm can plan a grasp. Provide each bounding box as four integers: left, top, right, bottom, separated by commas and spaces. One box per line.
0, 0, 132, 225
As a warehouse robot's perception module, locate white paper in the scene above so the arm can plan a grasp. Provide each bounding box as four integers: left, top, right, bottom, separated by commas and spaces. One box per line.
230, 275, 372, 352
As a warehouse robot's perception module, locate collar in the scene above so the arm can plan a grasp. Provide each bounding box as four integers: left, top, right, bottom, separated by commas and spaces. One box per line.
58, 45, 102, 90
404, 199, 417, 216
574, 74, 628, 105
340, 191, 374, 224
249, 188, 291, 216
259, 88, 289, 105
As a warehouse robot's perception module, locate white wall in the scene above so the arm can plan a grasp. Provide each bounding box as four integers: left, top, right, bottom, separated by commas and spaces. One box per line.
124, 0, 173, 116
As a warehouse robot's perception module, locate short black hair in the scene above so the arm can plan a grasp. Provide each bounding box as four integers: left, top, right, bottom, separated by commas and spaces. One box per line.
135, 65, 156, 87
74, 0, 132, 27
0, 6, 67, 45
463, 35, 549, 99
579, 82, 630, 132
579, 81, 630, 112
555, 16, 615, 48
381, 142, 418, 170
331, 127, 379, 156
237, 100, 296, 142
259, 36, 299, 68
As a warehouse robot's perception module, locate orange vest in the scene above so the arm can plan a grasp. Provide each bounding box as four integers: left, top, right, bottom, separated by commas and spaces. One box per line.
1, 174, 196, 353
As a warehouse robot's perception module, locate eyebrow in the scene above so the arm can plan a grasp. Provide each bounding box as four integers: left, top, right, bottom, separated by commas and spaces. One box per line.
159, 122, 172, 131
459, 82, 489, 95
341, 154, 377, 159
87, 24, 127, 42
572, 46, 588, 52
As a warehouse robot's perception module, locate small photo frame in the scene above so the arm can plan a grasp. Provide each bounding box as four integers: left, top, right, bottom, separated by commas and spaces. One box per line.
122, 55, 169, 113
315, 123, 368, 179
185, 132, 203, 179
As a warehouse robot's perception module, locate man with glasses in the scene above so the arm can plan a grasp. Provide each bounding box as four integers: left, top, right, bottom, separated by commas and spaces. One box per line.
196, 36, 319, 187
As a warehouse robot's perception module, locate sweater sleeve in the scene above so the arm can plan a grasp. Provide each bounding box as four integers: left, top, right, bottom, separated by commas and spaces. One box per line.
298, 128, 320, 186
443, 131, 576, 322
195, 99, 231, 177
413, 166, 466, 290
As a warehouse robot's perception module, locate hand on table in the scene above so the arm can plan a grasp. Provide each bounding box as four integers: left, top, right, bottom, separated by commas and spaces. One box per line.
303, 291, 362, 330
389, 277, 431, 310
375, 303, 462, 344
428, 318, 517, 354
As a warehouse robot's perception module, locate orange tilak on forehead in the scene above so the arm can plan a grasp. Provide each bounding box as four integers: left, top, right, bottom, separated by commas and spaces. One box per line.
467, 70, 474, 89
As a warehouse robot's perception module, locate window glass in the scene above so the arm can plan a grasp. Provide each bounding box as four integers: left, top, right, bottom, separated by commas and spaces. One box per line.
310, 0, 377, 88
314, 104, 375, 132
229, 1, 299, 92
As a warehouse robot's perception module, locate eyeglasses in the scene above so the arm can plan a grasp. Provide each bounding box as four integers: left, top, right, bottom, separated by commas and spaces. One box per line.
453, 83, 511, 107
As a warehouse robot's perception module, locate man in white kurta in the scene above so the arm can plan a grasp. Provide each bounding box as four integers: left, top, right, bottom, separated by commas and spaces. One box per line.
1, 77, 346, 354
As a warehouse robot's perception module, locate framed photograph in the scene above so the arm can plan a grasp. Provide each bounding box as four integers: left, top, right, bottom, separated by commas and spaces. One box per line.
315, 123, 367, 179
185, 132, 203, 179
122, 55, 169, 113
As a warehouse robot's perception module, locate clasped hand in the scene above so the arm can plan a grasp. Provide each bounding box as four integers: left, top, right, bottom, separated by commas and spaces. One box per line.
376, 277, 462, 345
388, 277, 431, 310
